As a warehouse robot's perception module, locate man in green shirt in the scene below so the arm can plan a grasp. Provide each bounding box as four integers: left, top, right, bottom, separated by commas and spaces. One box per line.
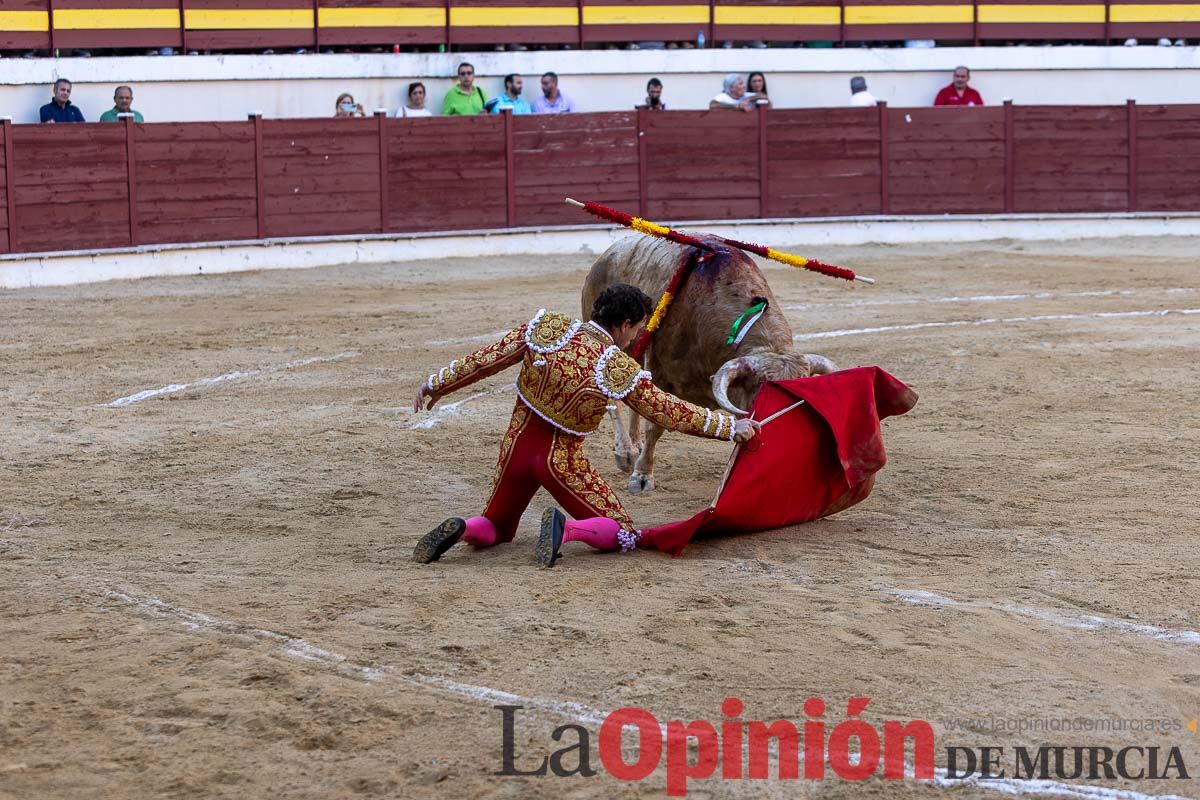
441, 62, 486, 116
99, 86, 144, 123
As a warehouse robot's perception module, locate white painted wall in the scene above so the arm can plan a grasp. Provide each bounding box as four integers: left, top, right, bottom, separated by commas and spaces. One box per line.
3, 213, 1198, 289
1, 45, 1198, 124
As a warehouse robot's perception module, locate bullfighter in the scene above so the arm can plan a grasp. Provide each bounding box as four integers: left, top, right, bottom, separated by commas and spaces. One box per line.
412, 284, 759, 567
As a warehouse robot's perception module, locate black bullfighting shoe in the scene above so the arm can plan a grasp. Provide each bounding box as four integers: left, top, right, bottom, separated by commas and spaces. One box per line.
413, 517, 466, 564
536, 507, 566, 569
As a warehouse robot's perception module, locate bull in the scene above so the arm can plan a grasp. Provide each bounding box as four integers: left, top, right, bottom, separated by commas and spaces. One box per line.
581, 235, 837, 493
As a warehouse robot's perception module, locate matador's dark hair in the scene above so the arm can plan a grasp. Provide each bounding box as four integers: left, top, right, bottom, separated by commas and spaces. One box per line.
591, 283, 654, 329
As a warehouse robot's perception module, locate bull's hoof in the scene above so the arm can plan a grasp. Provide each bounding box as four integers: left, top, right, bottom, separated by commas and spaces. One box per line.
628, 472, 655, 494
614, 450, 638, 474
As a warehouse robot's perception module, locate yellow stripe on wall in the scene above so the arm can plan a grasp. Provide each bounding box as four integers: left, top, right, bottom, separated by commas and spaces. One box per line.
55, 8, 180, 29
450, 6, 577, 26
0, 9, 48, 31
844, 4, 973, 24
320, 7, 444, 27
715, 5, 839, 25
583, 4, 710, 24
1110, 3, 1200, 21
185, 9, 314, 29
978, 4, 1105, 23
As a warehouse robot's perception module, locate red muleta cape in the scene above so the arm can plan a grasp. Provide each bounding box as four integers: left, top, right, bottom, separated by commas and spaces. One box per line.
641, 366, 918, 556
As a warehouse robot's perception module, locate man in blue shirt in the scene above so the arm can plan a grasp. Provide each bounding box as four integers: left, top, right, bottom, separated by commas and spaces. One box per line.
40, 79, 86, 123
489, 74, 532, 115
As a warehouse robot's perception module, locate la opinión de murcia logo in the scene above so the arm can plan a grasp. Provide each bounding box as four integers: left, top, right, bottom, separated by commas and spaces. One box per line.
946, 745, 1190, 781
496, 698, 1193, 796
498, 697, 936, 796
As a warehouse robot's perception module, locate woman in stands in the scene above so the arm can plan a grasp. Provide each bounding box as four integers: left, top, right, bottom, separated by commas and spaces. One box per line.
747, 72, 772, 108
398, 82, 433, 118
334, 93, 366, 118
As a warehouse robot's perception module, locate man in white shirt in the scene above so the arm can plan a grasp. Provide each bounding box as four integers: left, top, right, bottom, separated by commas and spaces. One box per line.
710, 74, 757, 112
849, 76, 878, 107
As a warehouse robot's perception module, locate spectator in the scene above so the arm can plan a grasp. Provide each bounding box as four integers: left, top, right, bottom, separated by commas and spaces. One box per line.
488, 74, 532, 114
99, 85, 144, 122
849, 76, 878, 107
934, 66, 984, 107
709, 74, 755, 112
442, 62, 487, 116
398, 82, 432, 118
532, 71, 576, 113
644, 77, 667, 110
40, 79, 85, 123
335, 92, 365, 117
747, 71, 771, 108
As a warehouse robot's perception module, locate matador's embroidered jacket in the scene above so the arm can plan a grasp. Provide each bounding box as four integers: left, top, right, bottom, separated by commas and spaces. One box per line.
426, 309, 739, 441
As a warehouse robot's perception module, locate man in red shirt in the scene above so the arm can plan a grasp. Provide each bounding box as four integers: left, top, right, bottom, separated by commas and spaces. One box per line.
934, 66, 984, 107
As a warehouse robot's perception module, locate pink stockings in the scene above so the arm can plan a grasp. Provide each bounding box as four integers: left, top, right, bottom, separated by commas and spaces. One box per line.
562, 516, 621, 551
463, 514, 622, 552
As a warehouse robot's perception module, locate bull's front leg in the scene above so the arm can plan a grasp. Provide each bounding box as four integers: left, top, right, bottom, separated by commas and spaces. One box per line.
611, 404, 641, 474
628, 423, 665, 494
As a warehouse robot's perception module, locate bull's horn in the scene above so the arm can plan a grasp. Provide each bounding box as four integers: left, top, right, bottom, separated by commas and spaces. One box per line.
804, 354, 838, 375
711, 356, 763, 416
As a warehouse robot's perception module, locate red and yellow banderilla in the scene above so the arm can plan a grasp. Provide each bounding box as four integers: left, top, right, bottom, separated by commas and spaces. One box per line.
565, 198, 875, 285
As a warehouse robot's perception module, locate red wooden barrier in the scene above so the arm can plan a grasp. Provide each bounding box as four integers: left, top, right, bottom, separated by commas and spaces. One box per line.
123, 114, 138, 244
1, 105, 1199, 257
1012, 105, 1128, 213
134, 120, 257, 245
376, 109, 389, 232
1, 118, 13, 253
12, 123, 129, 252
1135, 103, 1200, 212
384, 114, 506, 232
1003, 98, 1014, 212
511, 111, 638, 227
765, 107, 880, 217
641, 109, 759, 220
263, 117, 381, 237
887, 105, 1005, 214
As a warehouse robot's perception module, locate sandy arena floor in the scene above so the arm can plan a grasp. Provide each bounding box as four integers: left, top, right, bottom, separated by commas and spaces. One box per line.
1, 236, 1198, 800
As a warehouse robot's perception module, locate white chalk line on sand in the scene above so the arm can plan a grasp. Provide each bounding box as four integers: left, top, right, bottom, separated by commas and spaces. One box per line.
794, 308, 1200, 341
102, 586, 1191, 800
784, 287, 1198, 313
408, 383, 515, 430
106, 352, 360, 407
429, 330, 509, 346
882, 589, 1200, 647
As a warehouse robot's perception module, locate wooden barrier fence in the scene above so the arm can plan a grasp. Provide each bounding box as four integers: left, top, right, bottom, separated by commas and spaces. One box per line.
1, 102, 1199, 255
2, 0, 1200, 51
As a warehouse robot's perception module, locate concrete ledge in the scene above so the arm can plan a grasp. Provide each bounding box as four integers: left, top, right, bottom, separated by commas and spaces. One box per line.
3, 212, 1198, 289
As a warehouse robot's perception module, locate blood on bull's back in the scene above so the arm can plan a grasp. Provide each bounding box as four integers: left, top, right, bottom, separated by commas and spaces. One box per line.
581, 235, 827, 414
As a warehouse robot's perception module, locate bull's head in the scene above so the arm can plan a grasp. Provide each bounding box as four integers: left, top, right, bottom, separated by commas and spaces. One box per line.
711, 352, 837, 416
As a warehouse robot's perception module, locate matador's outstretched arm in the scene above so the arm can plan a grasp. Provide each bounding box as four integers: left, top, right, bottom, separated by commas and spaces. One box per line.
624, 379, 744, 442
414, 324, 527, 411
